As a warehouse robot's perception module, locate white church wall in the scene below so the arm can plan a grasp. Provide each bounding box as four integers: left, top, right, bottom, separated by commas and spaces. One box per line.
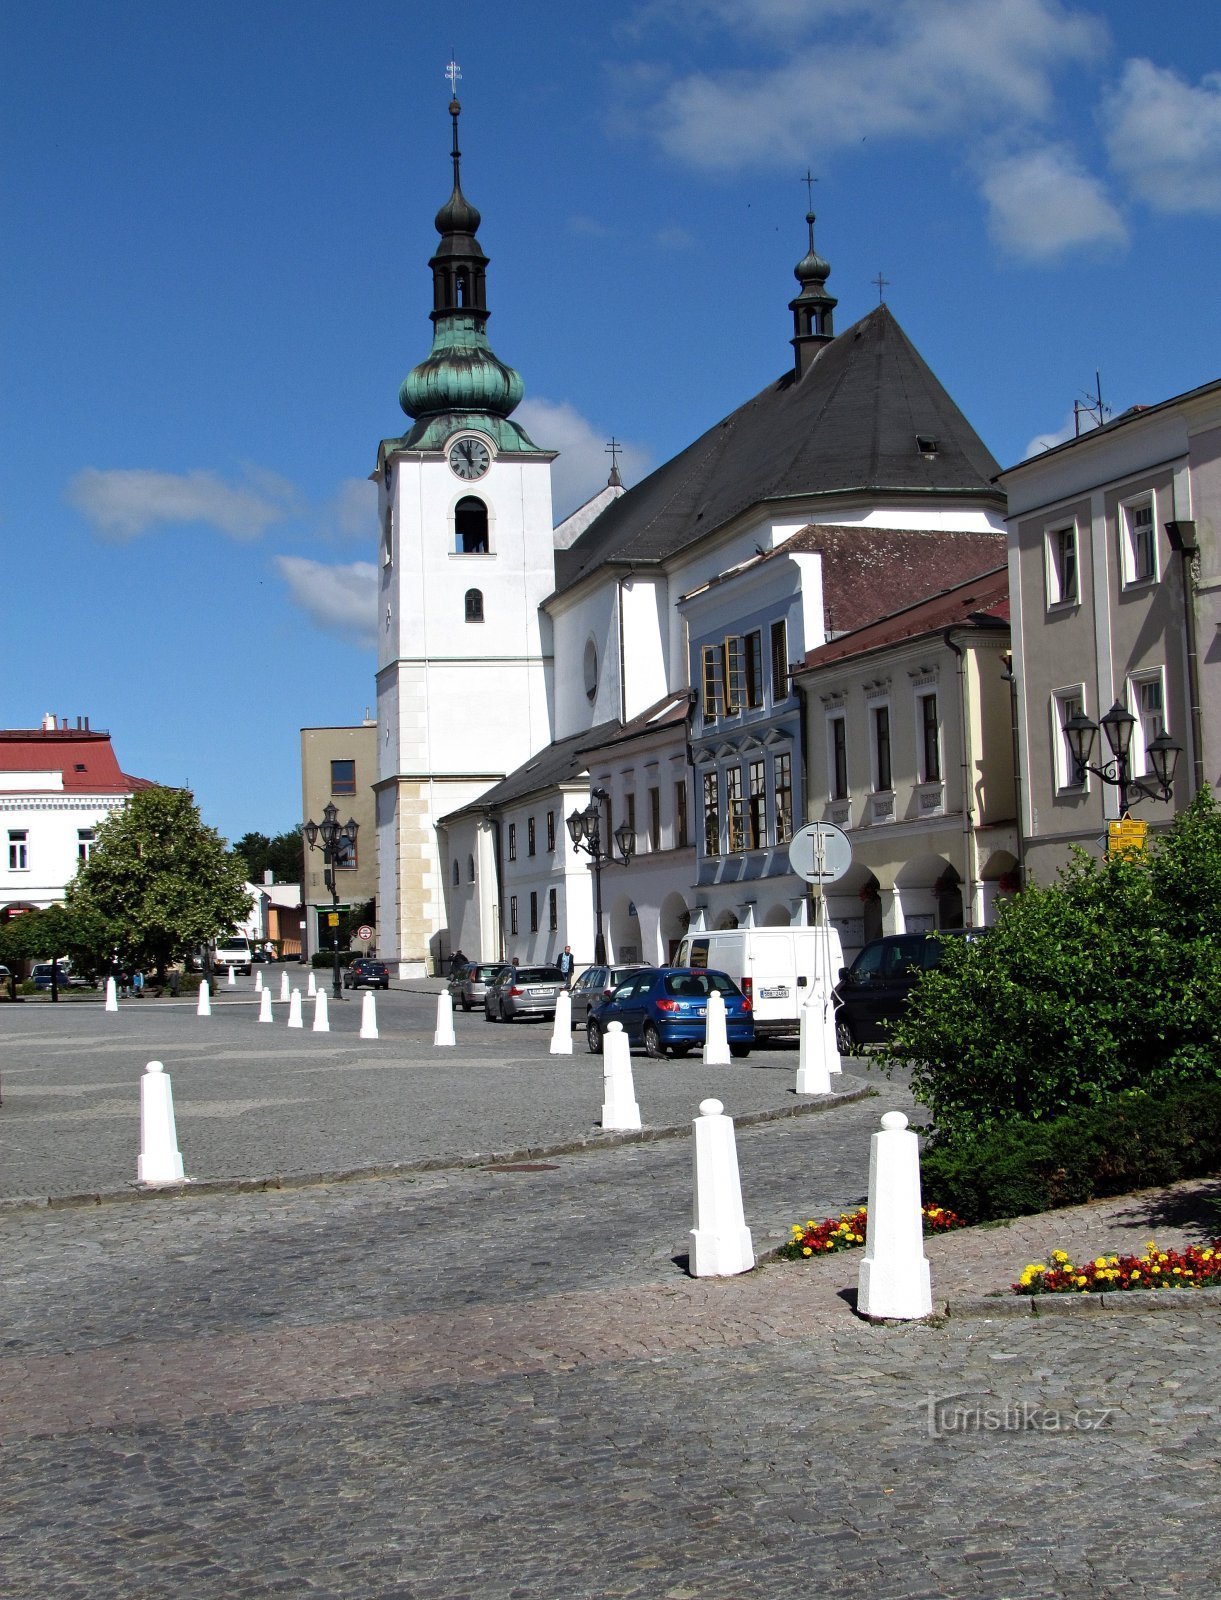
550, 584, 622, 739
620, 576, 670, 722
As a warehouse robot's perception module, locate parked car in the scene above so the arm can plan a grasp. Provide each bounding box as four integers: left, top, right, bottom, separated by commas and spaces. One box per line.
484, 965, 566, 1022
343, 958, 390, 991
567, 963, 648, 1027
251, 948, 274, 964
213, 935, 254, 976
450, 962, 508, 1012
832, 930, 985, 1049
587, 967, 754, 1059
29, 960, 94, 991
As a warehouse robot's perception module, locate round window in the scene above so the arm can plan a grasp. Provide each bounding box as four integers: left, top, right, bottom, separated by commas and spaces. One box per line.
583, 638, 598, 703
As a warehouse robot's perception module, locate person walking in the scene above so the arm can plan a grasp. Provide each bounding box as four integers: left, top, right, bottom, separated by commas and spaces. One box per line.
557, 944, 575, 986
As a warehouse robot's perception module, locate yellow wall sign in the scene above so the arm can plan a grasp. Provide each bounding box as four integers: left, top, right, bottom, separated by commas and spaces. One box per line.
1108, 818, 1148, 858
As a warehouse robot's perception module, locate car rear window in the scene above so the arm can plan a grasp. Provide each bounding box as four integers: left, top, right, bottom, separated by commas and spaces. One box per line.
473, 965, 500, 981
663, 972, 737, 998
516, 968, 562, 983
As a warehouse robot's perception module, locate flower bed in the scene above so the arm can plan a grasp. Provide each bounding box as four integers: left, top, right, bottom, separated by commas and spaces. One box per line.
779, 1203, 966, 1260
1015, 1241, 1221, 1294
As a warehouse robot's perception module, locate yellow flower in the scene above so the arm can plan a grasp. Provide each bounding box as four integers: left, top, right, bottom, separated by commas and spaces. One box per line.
1075, 1275, 1088, 1287
1051, 1250, 1070, 1264
802, 1247, 813, 1257
1094, 1257, 1108, 1269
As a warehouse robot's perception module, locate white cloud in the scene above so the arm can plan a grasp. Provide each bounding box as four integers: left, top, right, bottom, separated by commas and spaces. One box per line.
1102, 60, 1221, 214
275, 556, 378, 647
516, 398, 653, 521
644, 0, 1104, 170
654, 224, 695, 250
980, 145, 1127, 260
1022, 406, 1102, 459
67, 466, 295, 541
322, 476, 379, 543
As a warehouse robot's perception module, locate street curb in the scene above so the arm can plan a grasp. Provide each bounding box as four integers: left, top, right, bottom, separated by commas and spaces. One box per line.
0, 1084, 878, 1214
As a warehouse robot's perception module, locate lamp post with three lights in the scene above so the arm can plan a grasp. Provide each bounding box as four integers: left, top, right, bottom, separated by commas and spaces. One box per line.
1062, 700, 1182, 819
302, 801, 359, 1000
566, 787, 635, 965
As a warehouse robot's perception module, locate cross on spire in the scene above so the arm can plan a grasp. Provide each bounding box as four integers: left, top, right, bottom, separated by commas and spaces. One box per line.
871, 270, 890, 304
605, 436, 623, 487
801, 170, 818, 209
445, 56, 462, 96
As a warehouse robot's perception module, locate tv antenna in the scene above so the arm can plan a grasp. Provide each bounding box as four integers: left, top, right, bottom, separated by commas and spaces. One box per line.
1074, 371, 1109, 436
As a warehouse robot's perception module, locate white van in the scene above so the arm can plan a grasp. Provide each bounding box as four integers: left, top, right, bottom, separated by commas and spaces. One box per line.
674, 925, 844, 1038
213, 935, 254, 975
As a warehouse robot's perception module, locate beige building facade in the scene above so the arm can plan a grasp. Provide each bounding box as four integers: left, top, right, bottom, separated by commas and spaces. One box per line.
300, 722, 378, 960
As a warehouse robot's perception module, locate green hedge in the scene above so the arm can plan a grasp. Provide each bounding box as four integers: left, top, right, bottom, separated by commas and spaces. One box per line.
311, 950, 355, 969
921, 1080, 1221, 1223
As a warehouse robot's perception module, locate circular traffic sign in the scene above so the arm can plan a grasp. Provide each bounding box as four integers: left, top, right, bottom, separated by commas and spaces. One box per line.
787, 822, 853, 885
355, 924, 374, 941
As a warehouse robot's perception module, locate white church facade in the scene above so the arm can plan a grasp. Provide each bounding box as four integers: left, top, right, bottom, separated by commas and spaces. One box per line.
374, 97, 1009, 974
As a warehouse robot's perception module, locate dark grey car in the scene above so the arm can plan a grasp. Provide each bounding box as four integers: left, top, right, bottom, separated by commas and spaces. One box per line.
567, 963, 648, 1028
485, 965, 566, 1022
450, 962, 508, 1012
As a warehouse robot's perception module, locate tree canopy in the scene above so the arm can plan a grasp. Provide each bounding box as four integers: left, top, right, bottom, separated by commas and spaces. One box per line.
233, 829, 305, 885
67, 787, 252, 976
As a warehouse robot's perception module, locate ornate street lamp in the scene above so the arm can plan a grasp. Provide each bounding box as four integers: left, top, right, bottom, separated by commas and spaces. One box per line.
566, 787, 635, 964
1064, 700, 1182, 813
301, 801, 359, 1000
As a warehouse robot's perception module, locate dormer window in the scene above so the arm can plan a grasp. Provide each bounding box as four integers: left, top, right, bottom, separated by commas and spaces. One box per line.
916, 435, 939, 456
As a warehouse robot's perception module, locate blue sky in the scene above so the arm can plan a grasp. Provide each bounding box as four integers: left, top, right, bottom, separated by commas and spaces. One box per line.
4, 1, 1219, 846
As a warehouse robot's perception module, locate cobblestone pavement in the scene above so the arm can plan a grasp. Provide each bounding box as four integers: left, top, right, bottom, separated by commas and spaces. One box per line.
3, 984, 1219, 1596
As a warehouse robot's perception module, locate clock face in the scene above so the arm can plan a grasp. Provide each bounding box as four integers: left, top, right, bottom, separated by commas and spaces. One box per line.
448, 437, 491, 480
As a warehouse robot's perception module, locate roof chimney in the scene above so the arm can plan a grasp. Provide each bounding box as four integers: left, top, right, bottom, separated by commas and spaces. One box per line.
42, 712, 56, 731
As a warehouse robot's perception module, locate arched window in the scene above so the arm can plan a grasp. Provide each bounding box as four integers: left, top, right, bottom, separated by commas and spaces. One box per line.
464, 588, 484, 623
452, 859, 460, 887
467, 854, 476, 882
455, 496, 488, 554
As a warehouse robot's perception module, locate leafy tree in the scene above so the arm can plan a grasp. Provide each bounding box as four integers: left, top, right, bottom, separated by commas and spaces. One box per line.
234, 829, 305, 884
67, 788, 252, 980
882, 789, 1221, 1141
0, 902, 116, 977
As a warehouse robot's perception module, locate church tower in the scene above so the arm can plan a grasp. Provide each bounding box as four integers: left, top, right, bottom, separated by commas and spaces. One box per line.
375, 85, 556, 974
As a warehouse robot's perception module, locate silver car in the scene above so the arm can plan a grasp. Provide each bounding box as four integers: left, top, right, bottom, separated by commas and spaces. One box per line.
450, 962, 508, 1012
567, 963, 648, 1028
485, 965, 566, 1022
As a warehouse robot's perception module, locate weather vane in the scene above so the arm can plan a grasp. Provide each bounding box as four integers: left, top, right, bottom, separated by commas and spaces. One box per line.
445, 56, 462, 96
801, 170, 818, 209
872, 271, 890, 304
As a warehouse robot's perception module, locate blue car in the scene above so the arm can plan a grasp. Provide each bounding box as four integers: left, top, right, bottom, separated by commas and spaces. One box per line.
587, 967, 754, 1060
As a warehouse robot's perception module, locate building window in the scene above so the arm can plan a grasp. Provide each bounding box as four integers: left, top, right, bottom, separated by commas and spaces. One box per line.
1053, 690, 1087, 790
507, 823, 517, 862
747, 759, 766, 850
464, 588, 484, 622
724, 636, 746, 714
702, 772, 720, 857
1130, 672, 1167, 777
548, 887, 558, 931
334, 834, 357, 869
527, 817, 536, 857
745, 631, 764, 708
452, 859, 460, 887
872, 706, 892, 793
455, 496, 489, 553
468, 854, 476, 882
1048, 524, 1079, 606
77, 828, 95, 862
649, 787, 661, 851
774, 752, 793, 844
546, 811, 555, 852
624, 793, 636, 845
529, 891, 538, 933
8, 829, 28, 871
382, 511, 393, 567
330, 759, 356, 795
919, 693, 941, 783
675, 780, 689, 848
510, 895, 518, 935
726, 767, 745, 852
701, 645, 723, 722
829, 715, 848, 801
1122, 498, 1157, 585
770, 619, 789, 700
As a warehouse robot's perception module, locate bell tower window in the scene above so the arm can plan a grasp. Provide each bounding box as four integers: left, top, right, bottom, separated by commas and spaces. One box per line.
455, 496, 488, 553
464, 588, 484, 623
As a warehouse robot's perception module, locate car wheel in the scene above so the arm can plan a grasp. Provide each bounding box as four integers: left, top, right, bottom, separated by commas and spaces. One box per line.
835, 1017, 855, 1055
586, 1020, 602, 1055
643, 1022, 667, 1059
730, 1044, 751, 1059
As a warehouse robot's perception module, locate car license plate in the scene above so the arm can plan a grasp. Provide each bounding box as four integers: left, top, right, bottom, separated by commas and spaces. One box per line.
695, 1005, 706, 1017
760, 985, 789, 999
528, 987, 549, 997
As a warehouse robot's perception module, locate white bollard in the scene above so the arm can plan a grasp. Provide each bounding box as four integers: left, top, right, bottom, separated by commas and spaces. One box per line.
857, 1111, 933, 1321
104, 976, 118, 1013
313, 988, 330, 1033
197, 981, 211, 1017
794, 994, 834, 1095
600, 1021, 641, 1130
307, 969, 317, 998
255, 969, 263, 992
550, 990, 573, 1055
702, 988, 731, 1066
227, 965, 236, 987
689, 1097, 754, 1277
360, 990, 379, 1040
258, 986, 273, 1024
287, 988, 303, 1028
280, 970, 291, 1002
433, 990, 456, 1047
138, 1062, 185, 1185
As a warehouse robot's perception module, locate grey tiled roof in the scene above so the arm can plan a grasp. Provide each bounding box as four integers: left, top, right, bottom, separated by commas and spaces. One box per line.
437, 720, 623, 824
553, 305, 1003, 596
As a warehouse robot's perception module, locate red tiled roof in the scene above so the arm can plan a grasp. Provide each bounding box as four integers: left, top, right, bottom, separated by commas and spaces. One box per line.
799, 566, 1009, 670
0, 730, 153, 794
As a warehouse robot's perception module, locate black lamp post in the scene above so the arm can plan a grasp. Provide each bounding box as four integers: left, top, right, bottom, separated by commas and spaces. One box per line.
302, 801, 359, 1000
1063, 700, 1182, 813
566, 787, 635, 965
